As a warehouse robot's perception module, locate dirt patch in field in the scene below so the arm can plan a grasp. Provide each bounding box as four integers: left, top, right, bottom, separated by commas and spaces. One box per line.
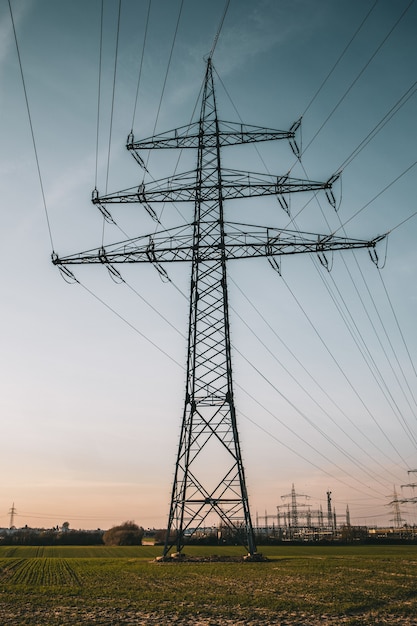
154, 553, 269, 563
1, 604, 416, 625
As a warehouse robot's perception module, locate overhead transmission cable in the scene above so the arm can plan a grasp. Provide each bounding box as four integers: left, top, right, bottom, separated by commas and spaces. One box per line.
64, 267, 393, 498
302, 0, 379, 118
235, 384, 389, 499
130, 0, 152, 133
104, 0, 122, 196
143, 0, 184, 178
293, 161, 417, 449
94, 0, 104, 191
82, 3, 407, 494
209, 0, 230, 59
127, 0, 229, 236
9, 0, 390, 505
216, 53, 415, 469
336, 80, 417, 174
284, 163, 417, 450
231, 306, 399, 488
377, 269, 417, 381
301, 0, 415, 157
72, 275, 183, 369
57, 254, 394, 497
316, 247, 417, 446
283, 75, 417, 426
214, 37, 412, 475
281, 274, 409, 467
230, 300, 406, 483
387, 207, 417, 235
238, 409, 389, 500
229, 278, 402, 480
326, 177, 417, 417
352, 249, 417, 410
335, 160, 417, 234
7, 0, 54, 253
286, 79, 417, 229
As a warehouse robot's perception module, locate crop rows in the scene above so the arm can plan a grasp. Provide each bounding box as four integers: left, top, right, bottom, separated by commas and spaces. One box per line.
0, 558, 80, 587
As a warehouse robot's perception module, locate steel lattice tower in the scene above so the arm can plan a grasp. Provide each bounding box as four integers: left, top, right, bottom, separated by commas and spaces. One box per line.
53, 58, 384, 557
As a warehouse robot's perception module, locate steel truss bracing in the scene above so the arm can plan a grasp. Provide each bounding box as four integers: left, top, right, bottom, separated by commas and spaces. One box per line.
53, 58, 385, 557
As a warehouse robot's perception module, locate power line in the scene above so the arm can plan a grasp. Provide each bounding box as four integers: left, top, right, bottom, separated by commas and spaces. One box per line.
148, 0, 184, 144
302, 0, 379, 118
212, 32, 417, 471
230, 293, 401, 481
302, 0, 415, 157
209, 0, 230, 59
94, 0, 104, 191
281, 275, 409, 468
335, 159, 417, 234
230, 277, 402, 480
236, 391, 389, 500
336, 79, 417, 174
291, 161, 417, 449
56, 270, 185, 370
234, 341, 396, 491
104, 0, 122, 196
7, 0, 54, 252
377, 269, 417, 381
131, 0, 152, 133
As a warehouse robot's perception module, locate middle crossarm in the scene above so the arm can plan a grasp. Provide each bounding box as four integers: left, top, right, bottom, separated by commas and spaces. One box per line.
52, 223, 385, 266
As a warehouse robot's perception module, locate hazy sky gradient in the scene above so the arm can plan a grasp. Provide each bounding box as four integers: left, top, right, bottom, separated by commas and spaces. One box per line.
1, 0, 416, 530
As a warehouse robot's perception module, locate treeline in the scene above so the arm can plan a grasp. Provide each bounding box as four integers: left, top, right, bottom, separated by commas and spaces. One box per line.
0, 521, 145, 546
0, 528, 104, 546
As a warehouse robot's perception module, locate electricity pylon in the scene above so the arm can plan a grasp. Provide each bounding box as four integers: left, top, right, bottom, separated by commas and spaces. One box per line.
281, 484, 310, 529
9, 502, 16, 529
53, 57, 384, 558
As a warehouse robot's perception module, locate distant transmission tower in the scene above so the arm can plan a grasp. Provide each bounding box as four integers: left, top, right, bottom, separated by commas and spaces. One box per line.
281, 483, 310, 528
401, 469, 417, 505
389, 486, 406, 528
53, 58, 384, 557
9, 502, 16, 528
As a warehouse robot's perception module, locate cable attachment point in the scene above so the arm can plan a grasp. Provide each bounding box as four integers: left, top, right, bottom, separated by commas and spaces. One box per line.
127, 134, 150, 172
289, 117, 302, 159
98, 247, 125, 283
146, 237, 171, 283
52, 253, 78, 284
91, 189, 117, 224
137, 184, 161, 223
98, 204, 117, 225
325, 174, 341, 211
268, 256, 282, 276
369, 234, 388, 269
276, 174, 290, 215
316, 237, 333, 271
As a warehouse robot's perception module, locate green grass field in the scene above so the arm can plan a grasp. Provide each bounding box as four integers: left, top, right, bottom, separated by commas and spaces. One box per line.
0, 544, 416, 624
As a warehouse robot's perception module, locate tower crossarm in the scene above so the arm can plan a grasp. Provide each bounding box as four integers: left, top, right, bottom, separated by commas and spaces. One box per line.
52, 223, 385, 266
127, 119, 300, 152
93, 169, 335, 205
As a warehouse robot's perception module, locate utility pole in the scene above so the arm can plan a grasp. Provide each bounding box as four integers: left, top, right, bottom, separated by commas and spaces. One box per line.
53, 58, 385, 558
327, 491, 333, 531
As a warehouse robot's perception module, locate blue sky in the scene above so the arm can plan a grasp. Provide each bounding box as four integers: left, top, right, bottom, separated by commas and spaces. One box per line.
1, 0, 416, 530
